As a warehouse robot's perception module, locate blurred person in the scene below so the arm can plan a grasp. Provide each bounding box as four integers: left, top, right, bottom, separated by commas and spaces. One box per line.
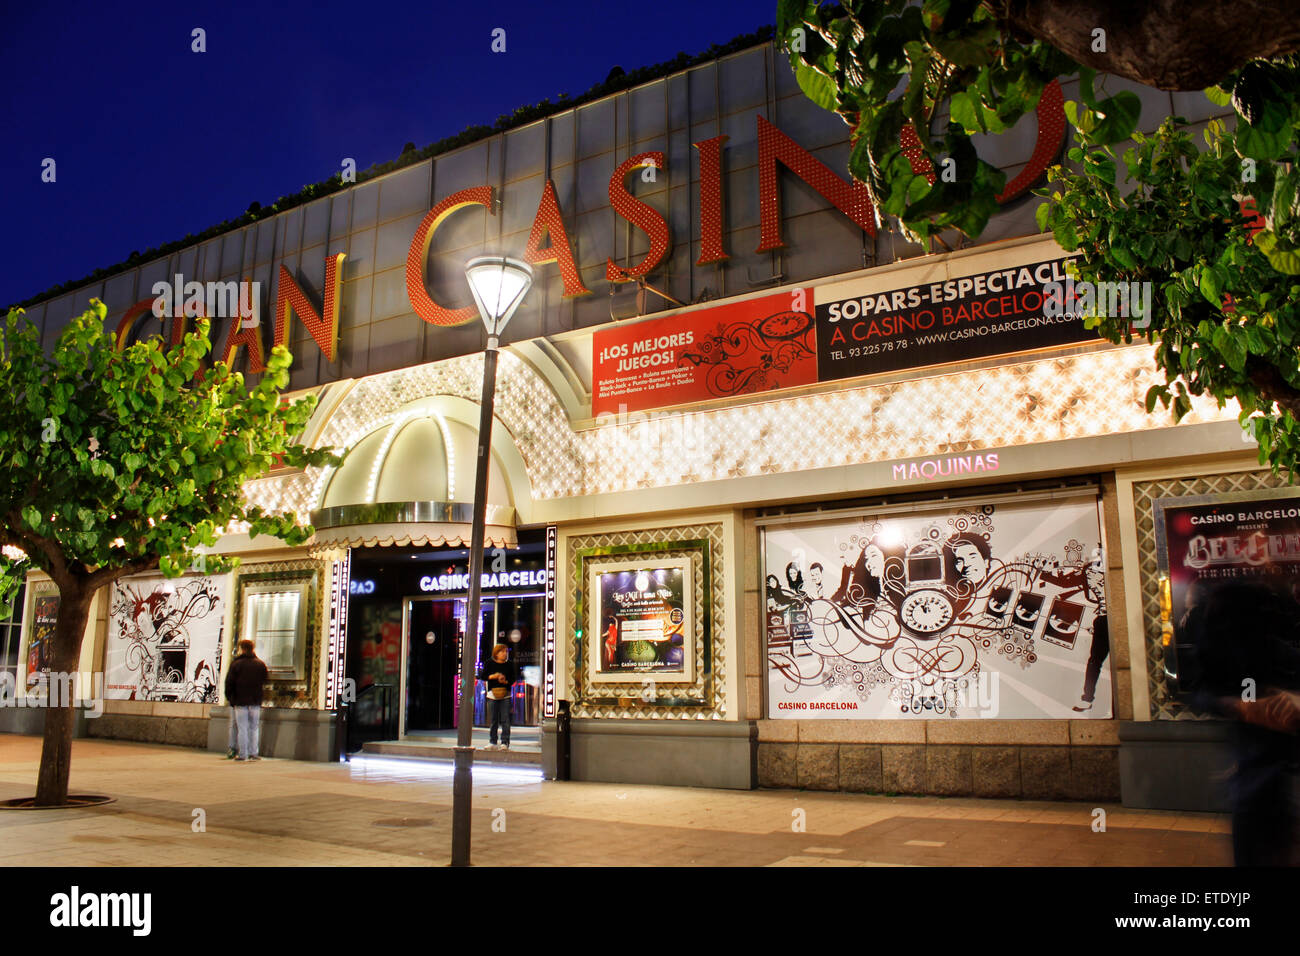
1189, 579, 1300, 866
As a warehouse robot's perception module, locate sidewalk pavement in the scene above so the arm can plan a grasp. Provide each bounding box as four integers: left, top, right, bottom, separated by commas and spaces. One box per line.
0, 735, 1231, 867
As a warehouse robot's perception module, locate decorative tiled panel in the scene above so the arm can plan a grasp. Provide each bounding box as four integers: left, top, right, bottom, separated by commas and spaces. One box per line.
242, 344, 1239, 517
1132, 469, 1291, 719
566, 523, 726, 720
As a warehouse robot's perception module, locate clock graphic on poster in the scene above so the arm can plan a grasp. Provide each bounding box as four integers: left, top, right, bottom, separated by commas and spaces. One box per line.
900, 589, 955, 635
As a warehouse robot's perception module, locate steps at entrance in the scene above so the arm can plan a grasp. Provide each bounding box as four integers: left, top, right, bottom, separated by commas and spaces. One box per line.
360, 739, 542, 766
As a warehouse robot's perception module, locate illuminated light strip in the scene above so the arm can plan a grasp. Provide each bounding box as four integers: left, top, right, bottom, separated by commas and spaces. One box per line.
433, 412, 456, 500
325, 551, 350, 711
544, 524, 557, 719
346, 754, 544, 784
325, 557, 339, 709
366, 414, 418, 503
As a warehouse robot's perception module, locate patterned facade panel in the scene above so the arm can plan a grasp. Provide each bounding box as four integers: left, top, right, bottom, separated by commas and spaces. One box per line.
566, 523, 726, 719
242, 344, 1240, 519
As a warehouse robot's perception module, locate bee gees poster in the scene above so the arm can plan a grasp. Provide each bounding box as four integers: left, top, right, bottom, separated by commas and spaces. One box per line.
104, 574, 229, 702
764, 495, 1111, 718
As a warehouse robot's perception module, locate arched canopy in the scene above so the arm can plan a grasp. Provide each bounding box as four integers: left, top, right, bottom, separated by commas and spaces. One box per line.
309, 401, 519, 551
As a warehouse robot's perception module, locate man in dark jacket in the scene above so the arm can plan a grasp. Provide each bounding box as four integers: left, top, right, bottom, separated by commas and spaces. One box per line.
478, 644, 517, 750
224, 639, 269, 761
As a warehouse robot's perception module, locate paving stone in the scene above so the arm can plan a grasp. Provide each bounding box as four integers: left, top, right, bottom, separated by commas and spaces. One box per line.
0, 734, 1231, 868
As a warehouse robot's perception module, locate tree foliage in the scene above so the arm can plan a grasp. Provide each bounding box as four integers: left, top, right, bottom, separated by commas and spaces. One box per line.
0, 301, 335, 607
0, 300, 338, 804
778, 0, 1300, 477
1038, 75, 1300, 477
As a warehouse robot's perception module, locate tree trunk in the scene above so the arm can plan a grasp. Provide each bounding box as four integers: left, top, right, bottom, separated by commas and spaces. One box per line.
33, 582, 92, 807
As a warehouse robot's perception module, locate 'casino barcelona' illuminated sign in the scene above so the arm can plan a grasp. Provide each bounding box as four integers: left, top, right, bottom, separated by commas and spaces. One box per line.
418, 569, 549, 593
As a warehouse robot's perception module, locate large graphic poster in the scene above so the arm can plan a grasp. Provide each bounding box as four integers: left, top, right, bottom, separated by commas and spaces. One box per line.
105, 575, 229, 702
588, 558, 694, 683
765, 496, 1111, 718
592, 289, 816, 415
1160, 491, 1300, 642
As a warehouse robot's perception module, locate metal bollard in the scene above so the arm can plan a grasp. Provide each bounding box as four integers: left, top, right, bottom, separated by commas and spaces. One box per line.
556, 699, 572, 781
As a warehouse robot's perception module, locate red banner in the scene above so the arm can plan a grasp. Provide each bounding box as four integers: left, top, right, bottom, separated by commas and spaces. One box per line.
592, 289, 816, 416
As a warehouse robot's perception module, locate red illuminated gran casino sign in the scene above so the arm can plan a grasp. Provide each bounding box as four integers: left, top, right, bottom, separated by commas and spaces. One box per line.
113, 83, 1065, 373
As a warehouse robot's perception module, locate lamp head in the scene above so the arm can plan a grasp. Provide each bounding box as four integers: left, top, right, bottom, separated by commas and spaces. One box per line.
464, 255, 533, 341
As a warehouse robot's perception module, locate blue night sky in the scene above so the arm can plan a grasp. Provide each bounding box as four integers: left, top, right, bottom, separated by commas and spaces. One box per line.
0, 0, 777, 307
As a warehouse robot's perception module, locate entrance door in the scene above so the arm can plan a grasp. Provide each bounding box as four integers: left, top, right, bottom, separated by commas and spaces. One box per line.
403, 599, 460, 733
486, 594, 544, 727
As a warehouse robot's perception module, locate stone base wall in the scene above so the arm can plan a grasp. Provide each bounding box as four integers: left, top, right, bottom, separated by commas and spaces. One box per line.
758, 742, 1119, 800
207, 706, 337, 762
545, 718, 757, 790
756, 719, 1122, 799
86, 713, 210, 748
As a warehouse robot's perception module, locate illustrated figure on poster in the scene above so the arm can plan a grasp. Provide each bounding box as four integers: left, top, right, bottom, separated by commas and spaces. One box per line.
1072, 549, 1110, 711
766, 574, 798, 613
767, 508, 1109, 717
785, 562, 806, 599
182, 659, 219, 704
604, 615, 619, 669
807, 563, 828, 599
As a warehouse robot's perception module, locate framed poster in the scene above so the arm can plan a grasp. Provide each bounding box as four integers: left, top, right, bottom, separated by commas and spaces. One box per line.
1154, 486, 1300, 691
23, 588, 59, 693
240, 580, 310, 680
763, 491, 1110, 719
586, 556, 695, 685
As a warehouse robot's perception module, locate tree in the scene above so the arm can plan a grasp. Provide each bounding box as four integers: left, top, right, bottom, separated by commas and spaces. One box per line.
777, 1, 1300, 477
0, 301, 336, 805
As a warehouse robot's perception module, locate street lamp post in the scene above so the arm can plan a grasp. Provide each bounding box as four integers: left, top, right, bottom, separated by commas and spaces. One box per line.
451, 254, 533, 867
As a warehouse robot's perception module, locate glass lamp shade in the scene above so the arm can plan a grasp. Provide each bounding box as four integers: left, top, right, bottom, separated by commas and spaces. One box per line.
465, 255, 534, 337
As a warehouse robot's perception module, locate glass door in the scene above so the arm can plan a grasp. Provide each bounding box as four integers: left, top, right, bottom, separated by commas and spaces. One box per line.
403, 598, 461, 733
455, 601, 494, 729
490, 594, 544, 727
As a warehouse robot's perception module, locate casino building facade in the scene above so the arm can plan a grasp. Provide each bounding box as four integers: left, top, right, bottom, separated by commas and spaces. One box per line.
2, 33, 1274, 809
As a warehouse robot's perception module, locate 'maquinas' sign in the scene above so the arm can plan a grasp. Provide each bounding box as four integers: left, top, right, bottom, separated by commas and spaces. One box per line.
108, 84, 1065, 374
